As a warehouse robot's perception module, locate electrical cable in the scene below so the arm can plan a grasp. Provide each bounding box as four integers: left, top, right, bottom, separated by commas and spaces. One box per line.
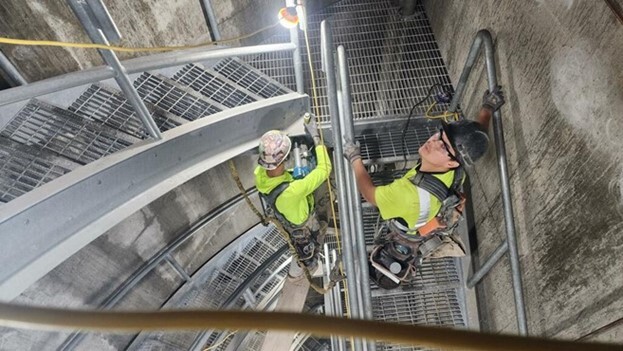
0, 22, 280, 52
400, 83, 444, 170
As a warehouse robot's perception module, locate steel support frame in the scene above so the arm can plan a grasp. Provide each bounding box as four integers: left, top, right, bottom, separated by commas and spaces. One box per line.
0, 93, 308, 302
67, 0, 162, 139
448, 29, 528, 335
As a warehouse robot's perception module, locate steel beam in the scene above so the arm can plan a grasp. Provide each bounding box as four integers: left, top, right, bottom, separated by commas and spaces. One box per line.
0, 93, 308, 302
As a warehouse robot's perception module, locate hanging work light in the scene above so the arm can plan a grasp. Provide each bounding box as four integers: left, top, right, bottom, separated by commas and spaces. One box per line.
278, 6, 299, 28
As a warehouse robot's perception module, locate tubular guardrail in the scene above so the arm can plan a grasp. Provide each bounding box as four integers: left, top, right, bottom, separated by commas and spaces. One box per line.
448, 29, 528, 335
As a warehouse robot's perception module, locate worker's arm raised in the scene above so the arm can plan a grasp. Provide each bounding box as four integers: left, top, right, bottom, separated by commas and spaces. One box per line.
478, 85, 505, 131
344, 140, 376, 206
287, 144, 332, 197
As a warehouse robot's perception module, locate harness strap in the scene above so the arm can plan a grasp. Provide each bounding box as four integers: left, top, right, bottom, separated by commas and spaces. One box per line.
260, 181, 299, 228
410, 171, 450, 203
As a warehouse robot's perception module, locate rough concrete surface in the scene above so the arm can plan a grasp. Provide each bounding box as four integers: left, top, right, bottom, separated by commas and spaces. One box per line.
424, 0, 623, 342
0, 0, 209, 82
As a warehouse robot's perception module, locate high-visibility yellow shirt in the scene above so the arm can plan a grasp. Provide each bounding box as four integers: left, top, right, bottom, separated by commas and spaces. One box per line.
374, 167, 459, 229
255, 145, 332, 225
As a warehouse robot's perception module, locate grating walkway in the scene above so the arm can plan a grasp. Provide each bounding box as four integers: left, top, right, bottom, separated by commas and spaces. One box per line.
304, 0, 453, 123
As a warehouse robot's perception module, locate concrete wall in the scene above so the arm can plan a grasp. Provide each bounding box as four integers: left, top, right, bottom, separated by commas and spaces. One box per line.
0, 152, 261, 350
0, 1, 209, 82
424, 0, 623, 341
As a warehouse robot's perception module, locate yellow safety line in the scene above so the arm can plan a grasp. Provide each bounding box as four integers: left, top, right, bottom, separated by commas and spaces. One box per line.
0, 22, 280, 52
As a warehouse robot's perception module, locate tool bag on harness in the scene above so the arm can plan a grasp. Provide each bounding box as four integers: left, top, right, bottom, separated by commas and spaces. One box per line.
259, 181, 321, 270
370, 167, 467, 289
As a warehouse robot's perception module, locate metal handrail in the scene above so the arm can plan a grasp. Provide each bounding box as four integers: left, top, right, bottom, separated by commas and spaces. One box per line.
320, 17, 364, 337
448, 29, 528, 335
0, 43, 296, 107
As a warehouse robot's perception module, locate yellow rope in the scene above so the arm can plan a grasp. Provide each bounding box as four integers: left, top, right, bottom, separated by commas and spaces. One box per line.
0, 22, 280, 52
301, 0, 347, 297
425, 101, 460, 122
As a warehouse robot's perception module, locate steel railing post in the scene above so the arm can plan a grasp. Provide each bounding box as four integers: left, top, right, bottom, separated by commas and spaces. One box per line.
337, 44, 376, 351
0, 50, 27, 87
66, 0, 162, 139
321, 20, 366, 351
200, 0, 222, 41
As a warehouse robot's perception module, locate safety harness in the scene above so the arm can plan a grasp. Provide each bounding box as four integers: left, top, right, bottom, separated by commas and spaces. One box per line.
228, 161, 342, 295
259, 181, 321, 269
370, 166, 466, 289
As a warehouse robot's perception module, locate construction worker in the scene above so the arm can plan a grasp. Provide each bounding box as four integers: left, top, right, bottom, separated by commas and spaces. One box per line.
255, 115, 331, 272
343, 87, 505, 289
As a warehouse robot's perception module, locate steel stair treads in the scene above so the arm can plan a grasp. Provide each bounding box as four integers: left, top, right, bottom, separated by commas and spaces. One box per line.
128, 226, 290, 351
172, 64, 261, 108
301, 0, 453, 122
133, 72, 227, 122
240, 26, 297, 92
213, 57, 293, 99
0, 99, 138, 165
0, 136, 79, 203
69, 84, 186, 138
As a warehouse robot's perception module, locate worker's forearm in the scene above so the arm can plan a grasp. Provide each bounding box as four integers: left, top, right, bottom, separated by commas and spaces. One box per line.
352, 159, 376, 205
477, 108, 493, 132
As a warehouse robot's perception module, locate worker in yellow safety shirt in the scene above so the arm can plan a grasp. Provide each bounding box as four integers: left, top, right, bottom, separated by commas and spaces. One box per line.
343, 86, 505, 289
254, 115, 331, 272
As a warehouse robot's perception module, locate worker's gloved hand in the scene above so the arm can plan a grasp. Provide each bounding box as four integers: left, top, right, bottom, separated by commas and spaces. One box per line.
482, 85, 505, 112
304, 114, 321, 145
343, 139, 361, 164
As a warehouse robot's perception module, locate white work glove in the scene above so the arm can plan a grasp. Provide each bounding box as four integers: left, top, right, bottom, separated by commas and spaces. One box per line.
343, 138, 361, 164
304, 114, 321, 145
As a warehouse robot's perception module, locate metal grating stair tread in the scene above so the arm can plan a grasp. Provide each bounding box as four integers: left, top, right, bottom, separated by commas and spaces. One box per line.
133, 72, 226, 122
1, 99, 138, 165
213, 57, 293, 99
172, 64, 260, 109
131, 226, 291, 351
70, 84, 186, 138
0, 137, 79, 203
242, 30, 297, 91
